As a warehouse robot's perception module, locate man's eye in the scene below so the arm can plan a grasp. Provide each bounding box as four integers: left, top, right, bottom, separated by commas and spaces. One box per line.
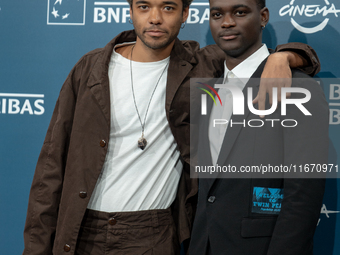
139, 5, 148, 10
235, 10, 246, 15
164, 6, 174, 11
211, 12, 222, 18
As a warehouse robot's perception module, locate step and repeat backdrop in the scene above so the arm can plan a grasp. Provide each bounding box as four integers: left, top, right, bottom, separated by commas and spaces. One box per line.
0, 0, 339, 254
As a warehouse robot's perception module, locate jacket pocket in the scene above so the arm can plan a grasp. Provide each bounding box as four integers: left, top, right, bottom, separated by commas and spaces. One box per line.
241, 217, 277, 238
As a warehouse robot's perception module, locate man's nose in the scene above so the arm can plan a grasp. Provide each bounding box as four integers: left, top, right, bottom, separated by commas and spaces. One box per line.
221, 14, 236, 28
149, 8, 162, 25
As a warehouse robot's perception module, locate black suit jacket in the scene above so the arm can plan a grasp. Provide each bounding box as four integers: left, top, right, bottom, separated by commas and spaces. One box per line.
189, 59, 329, 255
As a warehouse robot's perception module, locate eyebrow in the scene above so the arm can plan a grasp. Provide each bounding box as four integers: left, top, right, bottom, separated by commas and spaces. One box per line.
210, 6, 222, 11
210, 4, 250, 11
233, 4, 250, 9
135, 0, 178, 5
163, 1, 178, 6
135, 0, 149, 4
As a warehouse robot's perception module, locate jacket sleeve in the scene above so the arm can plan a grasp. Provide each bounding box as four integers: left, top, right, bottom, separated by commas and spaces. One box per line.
266, 72, 329, 255
22, 61, 82, 255
275, 42, 321, 77
199, 42, 320, 77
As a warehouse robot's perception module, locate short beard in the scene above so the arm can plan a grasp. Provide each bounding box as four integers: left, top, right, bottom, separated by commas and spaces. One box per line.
134, 21, 182, 50
140, 33, 176, 50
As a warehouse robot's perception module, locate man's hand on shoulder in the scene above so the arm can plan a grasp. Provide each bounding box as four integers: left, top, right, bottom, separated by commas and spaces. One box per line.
253, 51, 308, 117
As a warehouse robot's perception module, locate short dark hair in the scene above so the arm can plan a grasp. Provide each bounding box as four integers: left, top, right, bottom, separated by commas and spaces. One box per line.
256, 0, 266, 9
126, 0, 193, 9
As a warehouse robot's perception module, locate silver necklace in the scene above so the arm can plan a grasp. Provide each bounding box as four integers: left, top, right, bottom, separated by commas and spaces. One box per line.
130, 45, 169, 150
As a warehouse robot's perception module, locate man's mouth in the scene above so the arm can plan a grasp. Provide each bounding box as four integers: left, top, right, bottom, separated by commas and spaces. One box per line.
145, 30, 166, 37
220, 33, 238, 40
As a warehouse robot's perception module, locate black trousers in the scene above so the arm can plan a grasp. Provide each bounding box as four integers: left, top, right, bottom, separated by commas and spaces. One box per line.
75, 208, 180, 255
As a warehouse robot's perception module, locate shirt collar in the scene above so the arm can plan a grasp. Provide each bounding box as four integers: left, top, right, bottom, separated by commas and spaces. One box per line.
223, 44, 270, 85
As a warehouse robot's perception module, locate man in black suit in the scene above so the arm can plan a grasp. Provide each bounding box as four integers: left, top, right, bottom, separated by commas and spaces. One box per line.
189, 0, 329, 254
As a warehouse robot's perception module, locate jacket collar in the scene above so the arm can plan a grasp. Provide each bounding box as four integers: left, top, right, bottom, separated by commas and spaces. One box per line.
87, 30, 138, 88
84, 31, 140, 124
170, 37, 198, 65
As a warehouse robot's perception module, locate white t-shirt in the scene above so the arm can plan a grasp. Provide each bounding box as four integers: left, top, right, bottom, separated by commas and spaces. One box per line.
87, 43, 183, 212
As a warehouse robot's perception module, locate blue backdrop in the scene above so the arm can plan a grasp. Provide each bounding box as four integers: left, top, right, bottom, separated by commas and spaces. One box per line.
0, 0, 339, 254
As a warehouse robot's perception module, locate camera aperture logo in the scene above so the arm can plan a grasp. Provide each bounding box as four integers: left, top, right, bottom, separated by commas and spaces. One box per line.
47, 0, 86, 25
197, 82, 222, 115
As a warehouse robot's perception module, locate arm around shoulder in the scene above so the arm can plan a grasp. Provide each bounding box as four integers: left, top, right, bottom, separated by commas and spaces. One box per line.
275, 42, 321, 77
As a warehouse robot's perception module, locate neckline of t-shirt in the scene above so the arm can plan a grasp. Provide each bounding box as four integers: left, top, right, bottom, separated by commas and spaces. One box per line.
113, 42, 170, 67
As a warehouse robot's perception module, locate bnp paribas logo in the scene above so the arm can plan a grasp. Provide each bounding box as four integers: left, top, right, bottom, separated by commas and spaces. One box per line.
47, 0, 86, 25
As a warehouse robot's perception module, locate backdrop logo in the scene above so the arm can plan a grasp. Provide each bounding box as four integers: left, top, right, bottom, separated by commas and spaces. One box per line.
279, 0, 340, 34
93, 1, 209, 24
329, 84, 340, 125
0, 93, 45, 116
318, 204, 340, 225
94, 1, 130, 23
47, 0, 86, 25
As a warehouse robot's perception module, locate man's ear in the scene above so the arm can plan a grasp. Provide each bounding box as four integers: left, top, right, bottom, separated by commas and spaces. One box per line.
130, 7, 133, 20
182, 6, 189, 23
260, 7, 269, 28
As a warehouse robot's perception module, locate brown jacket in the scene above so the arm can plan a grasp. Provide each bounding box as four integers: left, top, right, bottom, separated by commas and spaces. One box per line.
23, 30, 320, 254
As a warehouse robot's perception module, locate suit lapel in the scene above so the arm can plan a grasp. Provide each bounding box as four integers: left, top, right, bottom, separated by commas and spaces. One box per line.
199, 77, 223, 186
198, 81, 217, 167
166, 60, 193, 113
86, 30, 138, 126
207, 59, 268, 190
165, 39, 197, 115
215, 84, 256, 167
87, 49, 112, 125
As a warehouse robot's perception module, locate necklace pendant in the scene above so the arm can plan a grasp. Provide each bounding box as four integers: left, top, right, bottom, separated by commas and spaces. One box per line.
138, 135, 147, 150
